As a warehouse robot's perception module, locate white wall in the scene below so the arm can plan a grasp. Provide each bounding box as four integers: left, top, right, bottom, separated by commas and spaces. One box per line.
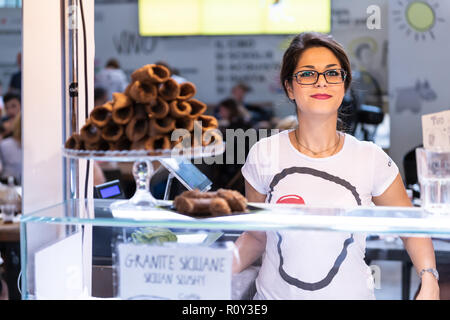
93, 1, 393, 121
94, 2, 291, 117
0, 8, 21, 91
388, 0, 450, 178
22, 0, 95, 296
23, 0, 64, 214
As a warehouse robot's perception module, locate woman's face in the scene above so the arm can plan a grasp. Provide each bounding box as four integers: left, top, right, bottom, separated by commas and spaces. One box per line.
286, 46, 345, 118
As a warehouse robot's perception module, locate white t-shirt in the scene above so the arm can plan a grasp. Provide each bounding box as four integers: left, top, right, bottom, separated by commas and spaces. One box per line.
241, 130, 399, 300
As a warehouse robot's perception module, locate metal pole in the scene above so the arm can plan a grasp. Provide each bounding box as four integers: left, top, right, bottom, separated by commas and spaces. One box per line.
63, 0, 80, 204
164, 172, 175, 201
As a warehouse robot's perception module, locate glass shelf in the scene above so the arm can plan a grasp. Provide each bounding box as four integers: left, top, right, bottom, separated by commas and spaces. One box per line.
62, 142, 225, 162
20, 198, 450, 237
62, 142, 225, 209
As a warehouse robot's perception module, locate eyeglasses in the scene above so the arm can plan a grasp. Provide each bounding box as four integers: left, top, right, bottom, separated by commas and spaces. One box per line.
292, 69, 347, 85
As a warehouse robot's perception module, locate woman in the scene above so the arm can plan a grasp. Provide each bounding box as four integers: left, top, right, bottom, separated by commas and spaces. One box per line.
233, 32, 439, 300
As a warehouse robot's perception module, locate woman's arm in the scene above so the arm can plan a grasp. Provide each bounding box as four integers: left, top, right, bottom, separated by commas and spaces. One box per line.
232, 180, 267, 274
372, 173, 439, 299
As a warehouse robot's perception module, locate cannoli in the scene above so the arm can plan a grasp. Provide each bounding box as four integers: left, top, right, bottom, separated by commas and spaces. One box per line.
125, 117, 149, 142
170, 130, 192, 149
101, 119, 124, 142
124, 82, 133, 96
175, 117, 194, 132
177, 82, 197, 101
186, 99, 207, 119
128, 80, 158, 104
158, 78, 180, 101
147, 97, 169, 119
131, 64, 170, 84
169, 100, 192, 118
90, 103, 113, 128
194, 115, 219, 132
173, 197, 211, 216
65, 133, 84, 150
152, 64, 171, 83
130, 136, 148, 150
144, 135, 171, 151
173, 196, 232, 216
112, 92, 134, 125
134, 103, 150, 119
109, 136, 132, 151
202, 129, 223, 146
149, 117, 176, 135
84, 138, 110, 151
210, 198, 233, 216
80, 120, 102, 145
217, 189, 248, 212
179, 189, 217, 199
176, 188, 248, 214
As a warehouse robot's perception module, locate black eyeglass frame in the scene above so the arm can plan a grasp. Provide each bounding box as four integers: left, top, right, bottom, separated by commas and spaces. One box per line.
292, 69, 347, 85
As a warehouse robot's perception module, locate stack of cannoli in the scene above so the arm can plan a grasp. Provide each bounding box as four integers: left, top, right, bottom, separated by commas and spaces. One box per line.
64, 63, 222, 152
173, 189, 248, 217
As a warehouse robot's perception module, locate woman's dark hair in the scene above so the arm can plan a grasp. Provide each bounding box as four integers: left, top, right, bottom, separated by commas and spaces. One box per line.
280, 32, 352, 96
280, 32, 353, 132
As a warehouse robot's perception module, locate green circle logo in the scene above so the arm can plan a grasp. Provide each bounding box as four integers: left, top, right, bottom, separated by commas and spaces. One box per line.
406, 1, 435, 32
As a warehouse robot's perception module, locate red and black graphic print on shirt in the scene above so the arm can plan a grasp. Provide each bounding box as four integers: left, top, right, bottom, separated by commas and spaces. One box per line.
269, 166, 361, 291
276, 194, 305, 204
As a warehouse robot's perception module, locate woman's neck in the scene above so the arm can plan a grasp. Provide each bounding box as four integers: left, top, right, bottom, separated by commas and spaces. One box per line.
292, 113, 342, 157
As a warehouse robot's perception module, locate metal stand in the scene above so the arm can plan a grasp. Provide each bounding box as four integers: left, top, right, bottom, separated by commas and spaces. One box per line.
164, 173, 175, 201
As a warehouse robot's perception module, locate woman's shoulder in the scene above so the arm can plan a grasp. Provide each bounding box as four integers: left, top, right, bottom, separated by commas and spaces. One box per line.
343, 134, 392, 165
343, 133, 379, 151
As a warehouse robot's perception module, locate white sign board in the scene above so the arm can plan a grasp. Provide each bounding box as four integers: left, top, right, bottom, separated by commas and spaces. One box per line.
117, 242, 233, 300
422, 110, 450, 151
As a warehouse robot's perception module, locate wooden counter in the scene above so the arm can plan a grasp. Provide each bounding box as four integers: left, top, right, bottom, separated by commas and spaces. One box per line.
0, 220, 20, 243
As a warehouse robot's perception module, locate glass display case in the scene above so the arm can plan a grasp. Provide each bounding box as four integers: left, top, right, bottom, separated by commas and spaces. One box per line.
20, 198, 450, 300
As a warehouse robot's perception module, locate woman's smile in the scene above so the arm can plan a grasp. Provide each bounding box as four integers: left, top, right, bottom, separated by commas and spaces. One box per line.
310, 93, 332, 100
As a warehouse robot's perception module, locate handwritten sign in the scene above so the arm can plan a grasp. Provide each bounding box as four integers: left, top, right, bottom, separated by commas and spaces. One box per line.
117, 242, 233, 300
422, 110, 450, 151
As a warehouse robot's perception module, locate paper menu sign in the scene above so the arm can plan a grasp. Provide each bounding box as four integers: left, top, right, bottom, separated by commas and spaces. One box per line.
422, 110, 450, 151
117, 242, 233, 300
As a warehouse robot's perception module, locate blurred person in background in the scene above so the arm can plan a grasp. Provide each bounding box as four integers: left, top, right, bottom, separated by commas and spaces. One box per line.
8, 52, 21, 94
0, 257, 9, 300
230, 82, 252, 124
0, 113, 22, 184
216, 98, 251, 135
94, 87, 108, 107
0, 92, 21, 139
155, 60, 187, 84
95, 58, 128, 101
211, 98, 252, 194
230, 82, 273, 129
0, 80, 4, 114
275, 115, 298, 131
